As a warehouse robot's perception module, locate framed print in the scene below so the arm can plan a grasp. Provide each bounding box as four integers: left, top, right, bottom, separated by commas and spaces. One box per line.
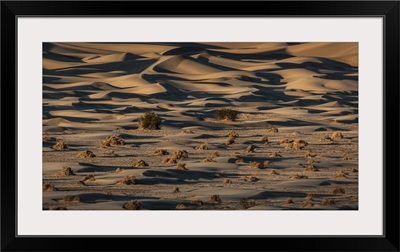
1, 1, 399, 251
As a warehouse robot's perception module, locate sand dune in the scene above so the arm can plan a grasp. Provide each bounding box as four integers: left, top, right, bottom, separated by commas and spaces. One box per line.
43, 42, 358, 210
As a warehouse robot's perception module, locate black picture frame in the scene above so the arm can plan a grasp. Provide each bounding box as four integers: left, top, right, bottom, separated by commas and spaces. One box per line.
1, 1, 399, 251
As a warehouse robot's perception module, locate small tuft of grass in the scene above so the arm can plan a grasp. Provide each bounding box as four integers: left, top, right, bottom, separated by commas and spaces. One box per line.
225, 136, 237, 145
243, 176, 259, 182
62, 166, 75, 176
293, 140, 308, 150
53, 140, 68, 150
138, 111, 162, 130
42, 183, 57, 191
180, 129, 194, 134
269, 170, 280, 176
208, 195, 222, 203
322, 198, 335, 206
268, 152, 282, 158
225, 130, 239, 138
43, 136, 57, 142
82, 174, 95, 182
215, 108, 238, 122
77, 150, 95, 158
195, 144, 208, 151
153, 149, 169, 156
115, 167, 123, 173
289, 174, 308, 179
123, 200, 143, 210
117, 175, 136, 185
331, 132, 343, 140
202, 157, 216, 163
330, 187, 345, 194
175, 163, 188, 170
267, 127, 279, 133
132, 160, 149, 167
211, 151, 220, 157
259, 135, 269, 142
249, 161, 264, 169
305, 151, 317, 158
302, 201, 314, 208
235, 158, 245, 164
172, 150, 189, 159
304, 164, 319, 172
334, 170, 348, 179
99, 135, 125, 148
245, 145, 256, 153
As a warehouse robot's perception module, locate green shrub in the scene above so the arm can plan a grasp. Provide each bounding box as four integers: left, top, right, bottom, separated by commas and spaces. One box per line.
138, 112, 162, 130
215, 108, 238, 122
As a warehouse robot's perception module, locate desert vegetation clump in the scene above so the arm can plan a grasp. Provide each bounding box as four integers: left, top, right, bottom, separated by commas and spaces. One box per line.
115, 167, 123, 173
243, 176, 259, 182
42, 183, 57, 191
334, 170, 348, 179
172, 150, 189, 159
235, 158, 245, 164
268, 152, 282, 158
245, 145, 256, 153
99, 135, 125, 148
138, 111, 162, 130
305, 151, 317, 158
259, 135, 269, 142
195, 144, 208, 150
286, 198, 294, 204
59, 195, 81, 203
302, 201, 315, 208
82, 174, 95, 182
43, 136, 57, 142
215, 108, 238, 122
225, 130, 239, 138
202, 157, 216, 163
289, 174, 308, 179
175, 163, 188, 170
208, 195, 222, 203
153, 149, 169, 155
330, 187, 345, 194
225, 136, 237, 145
267, 127, 279, 133
53, 140, 68, 150
123, 200, 143, 210
172, 187, 180, 193
293, 140, 308, 150
223, 178, 232, 184
249, 161, 264, 169
240, 198, 256, 209
304, 164, 319, 172
211, 151, 220, 157
62, 166, 75, 176
269, 170, 280, 176
181, 129, 194, 134
132, 159, 149, 167
117, 175, 136, 185
322, 198, 335, 206
77, 150, 95, 158
331, 132, 343, 140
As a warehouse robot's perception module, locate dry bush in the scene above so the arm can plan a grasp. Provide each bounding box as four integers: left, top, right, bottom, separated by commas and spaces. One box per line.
268, 152, 282, 158
320, 134, 333, 142
175, 203, 187, 209
181, 129, 194, 134
223, 178, 232, 184
305, 193, 314, 201
215, 108, 238, 122
289, 174, 308, 179
335, 170, 348, 179
77, 150, 95, 158
245, 145, 256, 153
249, 161, 264, 169
293, 140, 308, 150
138, 112, 162, 130
161, 157, 177, 164
172, 150, 189, 159
302, 201, 314, 208
76, 180, 86, 186
243, 176, 259, 182
123, 200, 143, 210
225, 136, 237, 145
305, 151, 317, 158
208, 195, 222, 203
42, 183, 57, 191
286, 198, 294, 204
330, 187, 345, 194
225, 130, 239, 138
259, 135, 269, 142
231, 151, 241, 157
240, 198, 255, 209
117, 175, 136, 185
267, 127, 279, 133
60, 195, 81, 203
280, 139, 293, 145
153, 149, 169, 156
322, 198, 335, 206
269, 170, 280, 176
304, 164, 319, 172
62, 166, 75, 176
235, 159, 245, 164
352, 168, 358, 173
211, 151, 220, 157
331, 132, 343, 140
99, 135, 125, 148
172, 187, 180, 193
202, 157, 216, 163
53, 140, 68, 150
191, 200, 204, 205
115, 167, 123, 173
132, 160, 149, 167
83, 174, 95, 182
195, 144, 208, 150
175, 163, 188, 170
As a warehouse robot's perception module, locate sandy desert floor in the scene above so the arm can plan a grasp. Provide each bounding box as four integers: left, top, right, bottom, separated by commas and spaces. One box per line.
43, 42, 358, 210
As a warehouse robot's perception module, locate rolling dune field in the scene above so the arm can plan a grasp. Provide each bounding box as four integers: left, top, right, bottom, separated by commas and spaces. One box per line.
43, 42, 358, 210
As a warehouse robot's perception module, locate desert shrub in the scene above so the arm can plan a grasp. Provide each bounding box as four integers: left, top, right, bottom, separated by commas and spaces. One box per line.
331, 132, 343, 140
117, 175, 136, 185
172, 187, 180, 193
43, 136, 57, 142
330, 187, 345, 194
138, 112, 162, 130
267, 127, 279, 133
83, 174, 95, 182
99, 135, 125, 148
268, 152, 281, 158
42, 183, 57, 191
208, 195, 222, 203
77, 150, 95, 158
225, 130, 239, 138
235, 158, 245, 164
115, 167, 123, 173
180, 129, 194, 134
215, 108, 238, 122
53, 140, 68, 150
123, 200, 143, 210
62, 166, 75, 176
304, 164, 319, 172
334, 170, 348, 179
269, 170, 280, 176
249, 161, 264, 169
322, 198, 335, 206
286, 198, 294, 204
243, 176, 259, 182
162, 157, 177, 164
225, 136, 236, 145
259, 135, 269, 142
302, 201, 314, 208
59, 195, 81, 203
293, 140, 308, 150
153, 149, 169, 155
211, 151, 220, 157
245, 145, 256, 153
202, 157, 216, 163
223, 178, 232, 184
132, 160, 149, 167
172, 150, 189, 159
195, 144, 208, 150
175, 163, 188, 170
289, 174, 308, 179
